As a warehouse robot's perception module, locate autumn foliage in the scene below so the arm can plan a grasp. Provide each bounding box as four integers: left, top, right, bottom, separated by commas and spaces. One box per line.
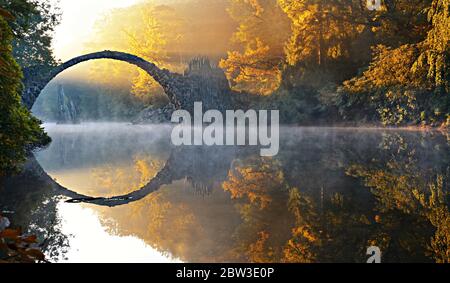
0, 215, 46, 263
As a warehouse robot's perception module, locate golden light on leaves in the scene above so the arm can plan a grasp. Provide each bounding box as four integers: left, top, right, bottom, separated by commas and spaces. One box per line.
222, 158, 285, 209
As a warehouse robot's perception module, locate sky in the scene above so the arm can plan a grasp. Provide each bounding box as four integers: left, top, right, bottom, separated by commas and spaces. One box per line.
52, 0, 141, 61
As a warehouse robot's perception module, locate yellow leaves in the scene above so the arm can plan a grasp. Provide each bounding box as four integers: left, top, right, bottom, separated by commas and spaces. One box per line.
123, 5, 183, 101
426, 0, 450, 53
134, 156, 164, 187
339, 41, 448, 125
423, 177, 450, 263
248, 0, 265, 17
131, 69, 165, 103
277, 0, 307, 16
125, 7, 170, 65
413, 47, 449, 88
83, 2, 184, 101
223, 0, 289, 94
246, 231, 275, 263
341, 2, 449, 123
346, 136, 450, 263
292, 226, 317, 243
343, 44, 417, 94
282, 225, 317, 263
227, 0, 265, 22
220, 38, 282, 95
222, 158, 285, 209
229, 0, 265, 18
327, 45, 343, 59
90, 154, 164, 196
285, 187, 320, 262
139, 194, 201, 258
427, 206, 450, 263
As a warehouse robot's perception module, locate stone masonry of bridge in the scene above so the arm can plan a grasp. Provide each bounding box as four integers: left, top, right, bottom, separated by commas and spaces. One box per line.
22, 50, 234, 114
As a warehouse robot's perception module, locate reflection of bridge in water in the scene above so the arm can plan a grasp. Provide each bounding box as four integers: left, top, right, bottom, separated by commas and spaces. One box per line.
26, 146, 254, 207
20, 50, 247, 206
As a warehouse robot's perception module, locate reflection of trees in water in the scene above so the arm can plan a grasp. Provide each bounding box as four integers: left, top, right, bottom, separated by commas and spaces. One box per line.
347, 133, 449, 263
77, 131, 448, 263
88, 154, 165, 197
85, 147, 241, 261
90, 153, 204, 257
218, 131, 449, 263
223, 158, 286, 209
222, 157, 291, 262
0, 158, 69, 261
18, 129, 447, 263
222, 156, 371, 263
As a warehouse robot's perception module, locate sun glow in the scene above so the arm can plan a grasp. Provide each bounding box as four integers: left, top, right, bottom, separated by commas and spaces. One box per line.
52, 0, 142, 61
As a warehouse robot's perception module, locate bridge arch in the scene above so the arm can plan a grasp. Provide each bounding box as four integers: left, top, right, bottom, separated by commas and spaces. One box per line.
22, 50, 184, 110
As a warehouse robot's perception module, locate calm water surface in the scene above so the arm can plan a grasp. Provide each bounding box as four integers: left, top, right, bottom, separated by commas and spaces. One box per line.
1, 123, 449, 263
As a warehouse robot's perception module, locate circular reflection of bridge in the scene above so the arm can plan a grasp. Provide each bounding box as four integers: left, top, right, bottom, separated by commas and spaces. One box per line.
27, 146, 242, 207
21, 50, 236, 206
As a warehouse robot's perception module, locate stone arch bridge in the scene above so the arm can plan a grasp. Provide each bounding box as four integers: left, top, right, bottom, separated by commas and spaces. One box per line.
18, 50, 244, 207
22, 50, 233, 113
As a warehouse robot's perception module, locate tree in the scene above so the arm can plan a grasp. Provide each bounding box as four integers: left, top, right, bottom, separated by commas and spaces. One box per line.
125, 4, 183, 104
220, 38, 284, 95
277, 0, 369, 87
0, 0, 60, 68
0, 10, 50, 175
338, 0, 449, 126
220, 0, 290, 95
413, 0, 450, 92
373, 0, 431, 46
84, 3, 183, 106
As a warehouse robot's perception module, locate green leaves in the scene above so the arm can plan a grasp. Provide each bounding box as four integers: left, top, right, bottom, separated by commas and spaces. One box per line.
0, 0, 61, 68
0, 15, 50, 175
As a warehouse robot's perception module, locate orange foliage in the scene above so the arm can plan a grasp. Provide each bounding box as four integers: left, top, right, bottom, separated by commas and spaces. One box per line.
222, 158, 285, 209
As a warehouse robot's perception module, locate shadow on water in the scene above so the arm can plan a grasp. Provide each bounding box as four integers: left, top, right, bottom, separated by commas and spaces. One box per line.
1, 125, 449, 262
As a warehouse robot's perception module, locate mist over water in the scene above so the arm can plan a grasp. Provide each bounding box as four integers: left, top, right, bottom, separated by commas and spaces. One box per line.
2, 122, 449, 262
37, 123, 172, 170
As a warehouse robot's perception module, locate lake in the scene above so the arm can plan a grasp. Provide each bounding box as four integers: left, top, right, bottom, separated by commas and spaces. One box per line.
1, 123, 449, 263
